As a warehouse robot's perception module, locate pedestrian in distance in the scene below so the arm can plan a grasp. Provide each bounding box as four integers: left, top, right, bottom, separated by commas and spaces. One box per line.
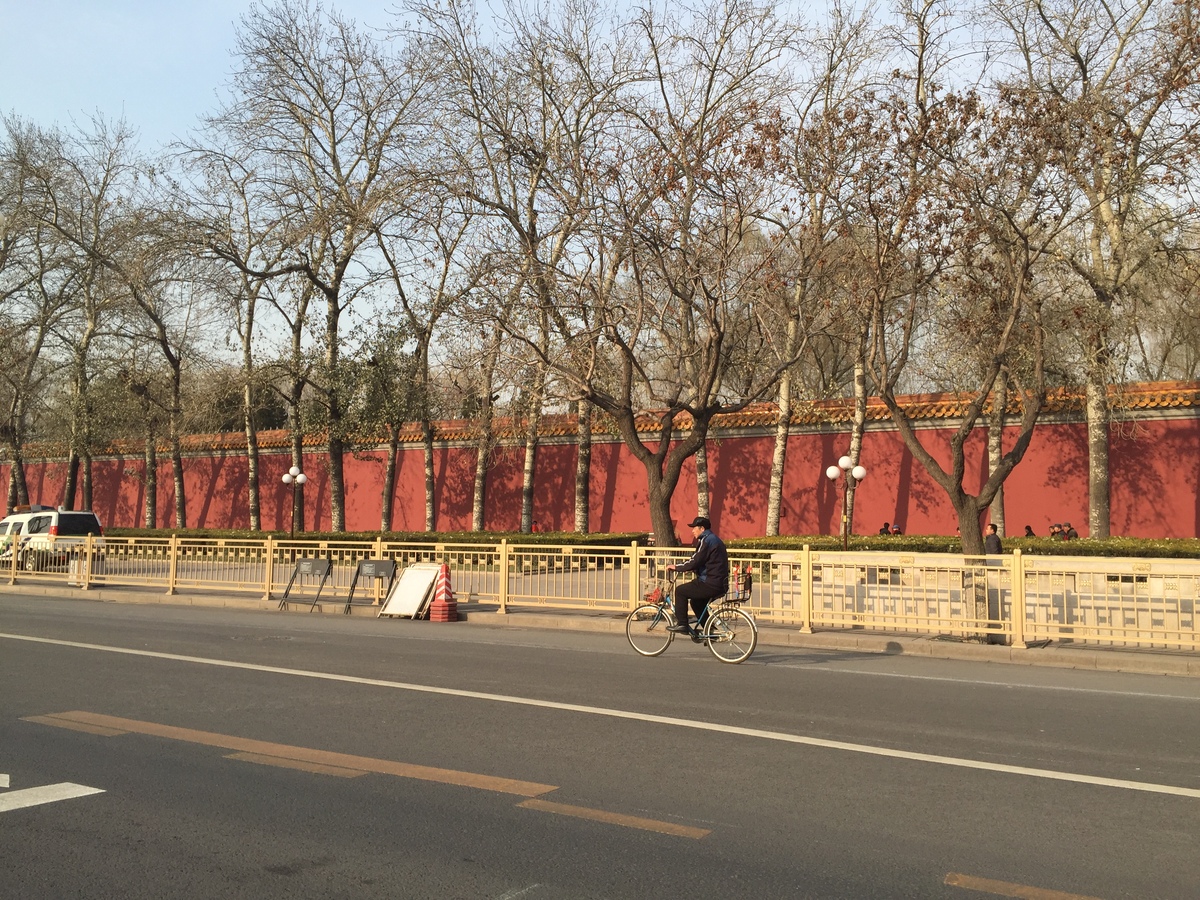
1063, 522, 1079, 540
665, 516, 729, 636
1049, 523, 1064, 539
1023, 525, 1035, 537
890, 525, 902, 535
879, 522, 891, 535
984, 523, 1003, 554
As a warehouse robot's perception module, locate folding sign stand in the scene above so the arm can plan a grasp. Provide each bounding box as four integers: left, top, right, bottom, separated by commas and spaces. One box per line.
344, 559, 397, 614
377, 563, 442, 619
278, 558, 334, 612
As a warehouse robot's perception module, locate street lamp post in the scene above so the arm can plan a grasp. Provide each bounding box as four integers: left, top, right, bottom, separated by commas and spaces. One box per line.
281, 465, 307, 539
825, 455, 866, 551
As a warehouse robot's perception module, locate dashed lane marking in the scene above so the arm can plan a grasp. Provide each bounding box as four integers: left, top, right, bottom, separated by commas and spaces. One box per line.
26, 711, 705, 838
517, 798, 710, 839
26, 711, 555, 797
225, 751, 368, 778
945, 872, 1105, 899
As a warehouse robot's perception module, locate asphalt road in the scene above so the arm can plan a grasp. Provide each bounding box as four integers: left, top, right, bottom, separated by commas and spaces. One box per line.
2, 595, 1199, 899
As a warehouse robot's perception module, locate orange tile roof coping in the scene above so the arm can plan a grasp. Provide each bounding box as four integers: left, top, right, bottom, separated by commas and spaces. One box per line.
10, 381, 1200, 457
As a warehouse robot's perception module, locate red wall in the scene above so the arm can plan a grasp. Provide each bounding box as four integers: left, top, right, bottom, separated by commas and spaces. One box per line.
5, 414, 1199, 539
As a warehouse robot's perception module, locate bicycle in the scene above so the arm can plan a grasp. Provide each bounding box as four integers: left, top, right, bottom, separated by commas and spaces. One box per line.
625, 569, 758, 664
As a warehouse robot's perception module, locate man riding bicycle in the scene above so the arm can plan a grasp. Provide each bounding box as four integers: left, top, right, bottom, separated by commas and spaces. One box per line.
666, 516, 729, 635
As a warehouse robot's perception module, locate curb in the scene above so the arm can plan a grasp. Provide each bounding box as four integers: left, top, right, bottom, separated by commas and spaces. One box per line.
5, 583, 1199, 678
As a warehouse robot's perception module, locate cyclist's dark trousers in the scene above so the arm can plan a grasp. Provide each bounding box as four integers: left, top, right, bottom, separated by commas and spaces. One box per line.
675, 578, 725, 628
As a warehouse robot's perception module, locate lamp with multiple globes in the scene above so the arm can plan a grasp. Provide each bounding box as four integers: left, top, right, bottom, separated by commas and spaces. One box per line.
825, 455, 866, 550
281, 465, 307, 539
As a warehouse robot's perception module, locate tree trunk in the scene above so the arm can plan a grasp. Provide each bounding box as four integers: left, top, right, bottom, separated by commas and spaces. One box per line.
472, 428, 490, 532
1086, 377, 1109, 538
421, 418, 436, 532
81, 448, 93, 511
143, 423, 158, 530
64, 453, 80, 510
610, 414, 709, 548
243, 362, 261, 532
416, 336, 437, 533
574, 401, 591, 534
957, 503, 986, 555
646, 468, 677, 547
988, 376, 1007, 536
520, 365, 545, 533
766, 365, 792, 537
169, 379, 187, 529
472, 345, 499, 532
170, 437, 186, 529
381, 424, 399, 532
695, 443, 710, 519
5, 442, 29, 509
327, 432, 346, 532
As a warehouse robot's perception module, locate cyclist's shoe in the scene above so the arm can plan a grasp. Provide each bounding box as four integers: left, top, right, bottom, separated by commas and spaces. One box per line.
666, 623, 691, 634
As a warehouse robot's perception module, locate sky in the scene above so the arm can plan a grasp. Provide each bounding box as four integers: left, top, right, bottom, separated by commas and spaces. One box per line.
0, 1, 397, 151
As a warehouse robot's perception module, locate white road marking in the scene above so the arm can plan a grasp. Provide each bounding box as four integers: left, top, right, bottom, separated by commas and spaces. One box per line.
495, 885, 542, 899
785, 664, 1200, 702
0, 782, 105, 812
5, 631, 1200, 800
0, 774, 8, 788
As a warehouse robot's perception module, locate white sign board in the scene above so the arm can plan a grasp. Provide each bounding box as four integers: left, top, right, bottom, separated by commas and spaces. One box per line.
378, 564, 441, 618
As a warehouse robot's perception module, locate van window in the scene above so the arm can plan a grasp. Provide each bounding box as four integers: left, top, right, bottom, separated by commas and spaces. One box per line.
56, 514, 103, 536
27, 516, 51, 535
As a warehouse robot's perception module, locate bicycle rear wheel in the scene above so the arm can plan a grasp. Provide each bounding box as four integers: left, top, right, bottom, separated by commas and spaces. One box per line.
626, 603, 674, 657
703, 606, 757, 664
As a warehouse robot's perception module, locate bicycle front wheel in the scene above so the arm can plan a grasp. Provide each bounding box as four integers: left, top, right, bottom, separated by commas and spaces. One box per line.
704, 606, 757, 664
626, 603, 674, 657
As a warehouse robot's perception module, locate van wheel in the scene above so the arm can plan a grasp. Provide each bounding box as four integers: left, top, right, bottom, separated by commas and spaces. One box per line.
22, 553, 38, 572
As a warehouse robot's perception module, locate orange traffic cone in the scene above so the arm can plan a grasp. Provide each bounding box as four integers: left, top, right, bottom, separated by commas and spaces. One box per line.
429, 563, 458, 622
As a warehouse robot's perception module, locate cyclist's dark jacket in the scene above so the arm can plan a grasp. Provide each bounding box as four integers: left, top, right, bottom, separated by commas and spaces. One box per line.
678, 529, 729, 593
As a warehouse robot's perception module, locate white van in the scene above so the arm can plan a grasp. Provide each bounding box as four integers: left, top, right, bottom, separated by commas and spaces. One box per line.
0, 506, 105, 571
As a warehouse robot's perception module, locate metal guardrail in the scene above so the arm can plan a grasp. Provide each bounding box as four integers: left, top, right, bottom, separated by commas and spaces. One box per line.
5, 536, 1197, 651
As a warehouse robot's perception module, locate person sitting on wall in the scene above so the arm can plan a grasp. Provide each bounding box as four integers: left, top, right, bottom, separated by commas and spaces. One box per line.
879, 522, 891, 535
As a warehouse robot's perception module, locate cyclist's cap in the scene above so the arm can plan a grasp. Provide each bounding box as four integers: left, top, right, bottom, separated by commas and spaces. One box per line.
687, 516, 711, 529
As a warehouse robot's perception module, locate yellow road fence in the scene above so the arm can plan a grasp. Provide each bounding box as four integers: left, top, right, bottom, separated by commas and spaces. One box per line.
4, 536, 1198, 652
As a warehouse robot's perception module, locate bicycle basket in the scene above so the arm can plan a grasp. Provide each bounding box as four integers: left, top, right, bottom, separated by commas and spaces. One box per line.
729, 568, 753, 601
643, 586, 664, 604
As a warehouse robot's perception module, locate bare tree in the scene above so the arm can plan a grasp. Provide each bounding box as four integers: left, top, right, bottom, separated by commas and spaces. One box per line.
504, 0, 809, 546
409, 0, 630, 532
990, 0, 1200, 536
177, 144, 296, 531
214, 0, 433, 531
373, 191, 478, 532
850, 66, 1067, 553
756, 0, 885, 535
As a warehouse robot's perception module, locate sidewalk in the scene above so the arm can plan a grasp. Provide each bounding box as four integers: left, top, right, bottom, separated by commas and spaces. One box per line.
5, 581, 1200, 677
